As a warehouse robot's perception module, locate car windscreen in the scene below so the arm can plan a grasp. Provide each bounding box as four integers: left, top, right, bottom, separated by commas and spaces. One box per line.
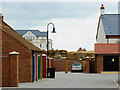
73, 63, 81, 66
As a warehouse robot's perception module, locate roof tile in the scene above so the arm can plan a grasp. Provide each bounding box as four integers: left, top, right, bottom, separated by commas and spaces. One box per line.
101, 14, 120, 36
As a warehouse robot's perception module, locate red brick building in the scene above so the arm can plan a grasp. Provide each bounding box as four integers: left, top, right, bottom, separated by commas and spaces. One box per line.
0, 14, 44, 87
95, 4, 120, 73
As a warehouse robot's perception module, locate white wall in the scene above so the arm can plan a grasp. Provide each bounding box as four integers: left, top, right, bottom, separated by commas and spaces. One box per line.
32, 39, 53, 50
22, 31, 52, 50
23, 31, 36, 39
96, 18, 107, 43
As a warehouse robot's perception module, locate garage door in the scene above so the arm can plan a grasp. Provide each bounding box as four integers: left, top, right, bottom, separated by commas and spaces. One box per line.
103, 56, 119, 71
33, 55, 36, 82
38, 55, 41, 80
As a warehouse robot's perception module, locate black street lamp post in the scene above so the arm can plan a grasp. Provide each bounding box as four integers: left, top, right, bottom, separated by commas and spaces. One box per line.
47, 22, 56, 78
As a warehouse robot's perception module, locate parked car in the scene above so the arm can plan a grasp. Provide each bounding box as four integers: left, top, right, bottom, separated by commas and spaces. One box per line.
71, 63, 83, 72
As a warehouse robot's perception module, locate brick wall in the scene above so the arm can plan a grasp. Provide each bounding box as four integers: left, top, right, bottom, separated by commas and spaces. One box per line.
90, 60, 95, 73
95, 55, 103, 73
2, 57, 10, 86
52, 59, 85, 72
95, 43, 120, 54
86, 58, 90, 73
51, 59, 97, 73
2, 31, 33, 83
52, 59, 66, 71
2, 52, 19, 87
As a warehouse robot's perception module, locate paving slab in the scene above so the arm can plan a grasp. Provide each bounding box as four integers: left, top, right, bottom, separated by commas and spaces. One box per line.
16, 72, 119, 88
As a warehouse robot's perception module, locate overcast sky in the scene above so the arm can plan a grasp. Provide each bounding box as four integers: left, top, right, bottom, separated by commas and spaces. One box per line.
1, 2, 118, 51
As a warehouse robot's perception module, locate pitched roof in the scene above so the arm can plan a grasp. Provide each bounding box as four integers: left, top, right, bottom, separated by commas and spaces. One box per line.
101, 14, 120, 36
16, 30, 47, 37
0, 20, 43, 51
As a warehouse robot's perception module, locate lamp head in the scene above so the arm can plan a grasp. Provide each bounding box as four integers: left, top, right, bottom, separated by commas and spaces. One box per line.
52, 26, 56, 33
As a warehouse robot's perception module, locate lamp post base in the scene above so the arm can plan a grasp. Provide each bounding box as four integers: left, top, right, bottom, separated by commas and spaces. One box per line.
47, 67, 55, 78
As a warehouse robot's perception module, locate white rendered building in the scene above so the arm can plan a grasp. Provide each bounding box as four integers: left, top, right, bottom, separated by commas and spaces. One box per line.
16, 30, 53, 50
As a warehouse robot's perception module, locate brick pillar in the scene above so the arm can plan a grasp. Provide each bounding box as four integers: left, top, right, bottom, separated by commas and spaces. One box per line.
96, 55, 103, 73
9, 51, 19, 87
86, 56, 90, 73
35, 55, 38, 81
42, 54, 46, 78
91, 57, 94, 61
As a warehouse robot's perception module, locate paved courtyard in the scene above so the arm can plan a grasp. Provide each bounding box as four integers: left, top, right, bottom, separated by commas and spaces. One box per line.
18, 72, 118, 88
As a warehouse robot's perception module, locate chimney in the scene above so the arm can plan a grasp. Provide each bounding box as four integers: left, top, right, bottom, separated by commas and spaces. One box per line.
0, 13, 3, 21
100, 4, 105, 15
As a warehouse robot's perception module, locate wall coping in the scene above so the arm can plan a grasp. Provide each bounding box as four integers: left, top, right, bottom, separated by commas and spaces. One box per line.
9, 51, 19, 55
79, 58, 82, 60
62, 57, 67, 59
42, 54, 46, 56
86, 56, 90, 59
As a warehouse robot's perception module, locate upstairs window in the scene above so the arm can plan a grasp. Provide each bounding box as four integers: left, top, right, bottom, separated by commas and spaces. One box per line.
33, 37, 35, 39
24, 36, 35, 39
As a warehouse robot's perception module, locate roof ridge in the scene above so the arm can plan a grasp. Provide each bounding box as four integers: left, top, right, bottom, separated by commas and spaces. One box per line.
16, 29, 40, 31
16, 30, 47, 37
104, 14, 120, 15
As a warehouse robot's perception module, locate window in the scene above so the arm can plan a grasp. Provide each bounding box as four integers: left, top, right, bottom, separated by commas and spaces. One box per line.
33, 37, 35, 39
24, 36, 35, 39
40, 44, 42, 48
25, 36, 32, 39
73, 63, 82, 66
39, 37, 42, 39
36, 37, 39, 39
42, 37, 46, 39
